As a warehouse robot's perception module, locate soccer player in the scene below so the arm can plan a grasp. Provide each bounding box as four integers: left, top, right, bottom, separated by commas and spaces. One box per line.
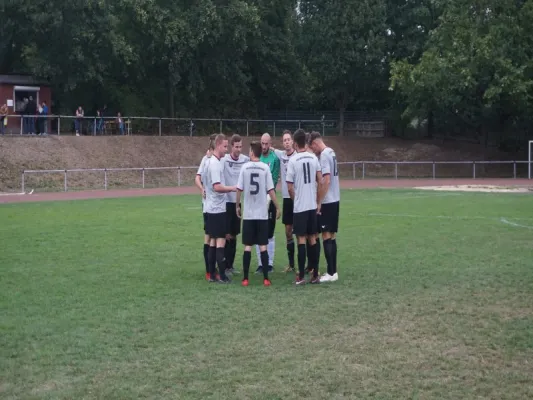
236, 141, 281, 286
195, 134, 217, 280
308, 131, 340, 282
204, 133, 237, 283
286, 129, 324, 284
272, 130, 297, 272
222, 134, 250, 274
255, 132, 280, 274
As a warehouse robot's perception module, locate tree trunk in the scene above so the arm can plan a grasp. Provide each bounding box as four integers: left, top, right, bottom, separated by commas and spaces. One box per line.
338, 106, 345, 136
168, 78, 175, 118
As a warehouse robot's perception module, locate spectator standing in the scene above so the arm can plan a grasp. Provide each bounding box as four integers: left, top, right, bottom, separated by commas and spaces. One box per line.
75, 106, 84, 136
0, 102, 7, 135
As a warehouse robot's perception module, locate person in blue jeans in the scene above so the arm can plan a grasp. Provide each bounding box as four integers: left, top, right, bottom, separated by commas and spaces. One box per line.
116, 112, 125, 135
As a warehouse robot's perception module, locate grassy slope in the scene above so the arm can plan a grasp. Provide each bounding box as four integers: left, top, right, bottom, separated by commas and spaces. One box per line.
1, 189, 532, 399
0, 136, 513, 192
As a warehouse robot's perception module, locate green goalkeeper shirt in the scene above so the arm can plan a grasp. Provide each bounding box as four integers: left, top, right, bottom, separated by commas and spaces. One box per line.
260, 150, 280, 190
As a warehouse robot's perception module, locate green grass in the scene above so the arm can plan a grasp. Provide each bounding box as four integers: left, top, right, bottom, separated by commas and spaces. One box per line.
1, 189, 532, 399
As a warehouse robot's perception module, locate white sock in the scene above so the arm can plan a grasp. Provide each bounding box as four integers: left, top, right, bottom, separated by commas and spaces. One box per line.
267, 236, 275, 266
255, 245, 262, 266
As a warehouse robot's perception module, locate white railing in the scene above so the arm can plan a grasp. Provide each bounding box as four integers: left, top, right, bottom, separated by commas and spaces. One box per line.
20, 160, 531, 193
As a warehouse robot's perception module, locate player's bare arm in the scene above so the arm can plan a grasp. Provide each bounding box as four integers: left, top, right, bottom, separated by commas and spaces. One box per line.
287, 182, 295, 201
268, 189, 281, 220
213, 183, 236, 193
236, 190, 242, 218
316, 170, 324, 213
321, 173, 331, 195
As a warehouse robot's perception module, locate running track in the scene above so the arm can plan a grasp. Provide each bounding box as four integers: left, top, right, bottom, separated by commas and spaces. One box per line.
0, 179, 531, 204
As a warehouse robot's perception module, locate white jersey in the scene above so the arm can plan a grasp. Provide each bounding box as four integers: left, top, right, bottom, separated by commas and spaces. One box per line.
236, 161, 274, 220
196, 155, 211, 212
274, 149, 296, 199
320, 147, 340, 204
204, 155, 226, 214
286, 151, 322, 213
222, 153, 249, 203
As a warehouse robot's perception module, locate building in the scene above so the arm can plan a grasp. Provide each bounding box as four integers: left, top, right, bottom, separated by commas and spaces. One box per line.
0, 74, 52, 134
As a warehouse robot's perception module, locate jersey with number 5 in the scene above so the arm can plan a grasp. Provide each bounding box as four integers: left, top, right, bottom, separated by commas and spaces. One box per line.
236, 161, 274, 220
320, 147, 340, 204
286, 151, 322, 213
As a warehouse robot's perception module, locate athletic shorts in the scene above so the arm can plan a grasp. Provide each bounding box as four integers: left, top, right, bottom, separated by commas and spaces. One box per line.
293, 209, 318, 237
242, 219, 269, 246
226, 202, 241, 236
267, 201, 276, 239
203, 212, 208, 234
206, 212, 227, 239
318, 201, 340, 233
282, 198, 293, 225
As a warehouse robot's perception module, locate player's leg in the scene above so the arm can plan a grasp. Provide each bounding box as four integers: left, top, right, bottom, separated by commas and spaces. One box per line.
330, 202, 340, 281
241, 220, 254, 285
203, 213, 211, 280
306, 210, 320, 283
282, 198, 295, 272
319, 203, 335, 282
212, 212, 230, 283
257, 220, 271, 285
225, 203, 239, 274
292, 211, 308, 285
266, 201, 276, 272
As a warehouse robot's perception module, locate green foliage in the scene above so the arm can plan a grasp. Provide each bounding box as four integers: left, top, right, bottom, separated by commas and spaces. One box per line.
2, 0, 533, 145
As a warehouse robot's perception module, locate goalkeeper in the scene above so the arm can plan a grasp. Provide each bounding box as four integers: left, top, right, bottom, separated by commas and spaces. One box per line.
255, 133, 280, 274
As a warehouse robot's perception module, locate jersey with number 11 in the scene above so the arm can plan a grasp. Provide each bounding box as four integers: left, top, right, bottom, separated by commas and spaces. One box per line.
236, 162, 274, 220
286, 151, 322, 213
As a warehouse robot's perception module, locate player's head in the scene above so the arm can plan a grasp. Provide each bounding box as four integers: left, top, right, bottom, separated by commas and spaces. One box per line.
230, 134, 243, 158
249, 141, 262, 160
214, 133, 228, 157
293, 129, 307, 151
307, 131, 324, 155
282, 130, 293, 151
261, 133, 272, 155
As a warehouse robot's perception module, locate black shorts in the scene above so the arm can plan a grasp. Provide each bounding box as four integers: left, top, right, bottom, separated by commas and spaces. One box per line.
226, 203, 241, 236
267, 201, 276, 239
242, 219, 269, 246
203, 212, 208, 234
282, 198, 294, 225
318, 201, 340, 233
293, 209, 318, 237
206, 212, 227, 239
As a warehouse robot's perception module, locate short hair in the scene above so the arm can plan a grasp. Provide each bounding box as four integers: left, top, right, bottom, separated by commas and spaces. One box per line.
293, 129, 307, 149
209, 133, 217, 150
215, 133, 227, 147
230, 134, 242, 146
250, 141, 262, 158
282, 129, 292, 136
308, 131, 321, 144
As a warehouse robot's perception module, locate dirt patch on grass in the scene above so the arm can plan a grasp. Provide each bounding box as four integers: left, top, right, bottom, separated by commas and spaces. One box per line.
415, 185, 533, 193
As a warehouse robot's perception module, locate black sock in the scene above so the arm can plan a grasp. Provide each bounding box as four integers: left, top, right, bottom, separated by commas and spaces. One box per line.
297, 244, 306, 279
208, 246, 217, 278
308, 243, 318, 278
323, 239, 333, 275
203, 243, 209, 273
260, 251, 269, 280
332, 239, 337, 275
230, 239, 237, 269
216, 247, 227, 279
315, 238, 321, 274
243, 250, 251, 280
224, 240, 231, 269
306, 240, 312, 269
287, 239, 295, 268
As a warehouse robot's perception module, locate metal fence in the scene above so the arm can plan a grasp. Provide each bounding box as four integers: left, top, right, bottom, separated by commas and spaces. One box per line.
2, 114, 340, 137
20, 160, 531, 193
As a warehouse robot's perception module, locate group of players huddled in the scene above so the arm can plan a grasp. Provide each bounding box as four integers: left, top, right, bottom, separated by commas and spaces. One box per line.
195, 129, 340, 286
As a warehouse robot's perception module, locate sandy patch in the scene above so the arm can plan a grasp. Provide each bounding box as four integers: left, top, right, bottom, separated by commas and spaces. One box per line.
415, 185, 532, 193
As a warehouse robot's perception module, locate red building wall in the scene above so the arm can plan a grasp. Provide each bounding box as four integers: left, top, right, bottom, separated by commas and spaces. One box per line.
0, 84, 52, 134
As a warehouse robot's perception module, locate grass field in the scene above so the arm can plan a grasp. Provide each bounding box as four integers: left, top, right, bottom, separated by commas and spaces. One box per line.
1, 188, 532, 399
